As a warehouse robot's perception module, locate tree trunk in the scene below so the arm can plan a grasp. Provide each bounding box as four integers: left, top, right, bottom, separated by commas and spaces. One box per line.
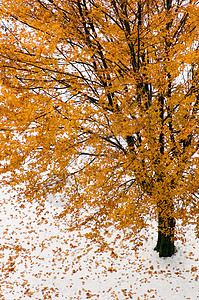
154, 215, 176, 257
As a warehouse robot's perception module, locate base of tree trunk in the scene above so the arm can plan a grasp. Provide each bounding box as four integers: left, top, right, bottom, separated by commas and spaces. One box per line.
154, 231, 175, 257
154, 217, 176, 257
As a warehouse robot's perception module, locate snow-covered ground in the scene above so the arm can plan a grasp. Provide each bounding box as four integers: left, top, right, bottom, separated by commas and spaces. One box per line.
0, 190, 198, 300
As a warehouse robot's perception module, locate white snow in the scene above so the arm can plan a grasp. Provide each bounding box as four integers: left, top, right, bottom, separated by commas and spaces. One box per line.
0, 189, 198, 300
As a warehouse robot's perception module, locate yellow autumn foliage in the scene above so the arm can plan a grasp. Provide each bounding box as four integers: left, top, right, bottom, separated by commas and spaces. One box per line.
0, 0, 198, 256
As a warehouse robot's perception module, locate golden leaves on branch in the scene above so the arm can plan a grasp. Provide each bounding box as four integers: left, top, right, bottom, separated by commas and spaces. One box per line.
0, 0, 198, 248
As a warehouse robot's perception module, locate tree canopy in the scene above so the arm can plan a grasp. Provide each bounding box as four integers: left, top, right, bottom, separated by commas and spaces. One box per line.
0, 0, 198, 256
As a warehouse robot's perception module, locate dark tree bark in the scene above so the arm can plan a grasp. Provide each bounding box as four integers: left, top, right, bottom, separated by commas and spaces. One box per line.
154, 214, 176, 257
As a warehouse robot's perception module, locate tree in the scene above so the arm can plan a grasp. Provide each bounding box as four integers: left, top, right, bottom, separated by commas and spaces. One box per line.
0, 0, 198, 257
